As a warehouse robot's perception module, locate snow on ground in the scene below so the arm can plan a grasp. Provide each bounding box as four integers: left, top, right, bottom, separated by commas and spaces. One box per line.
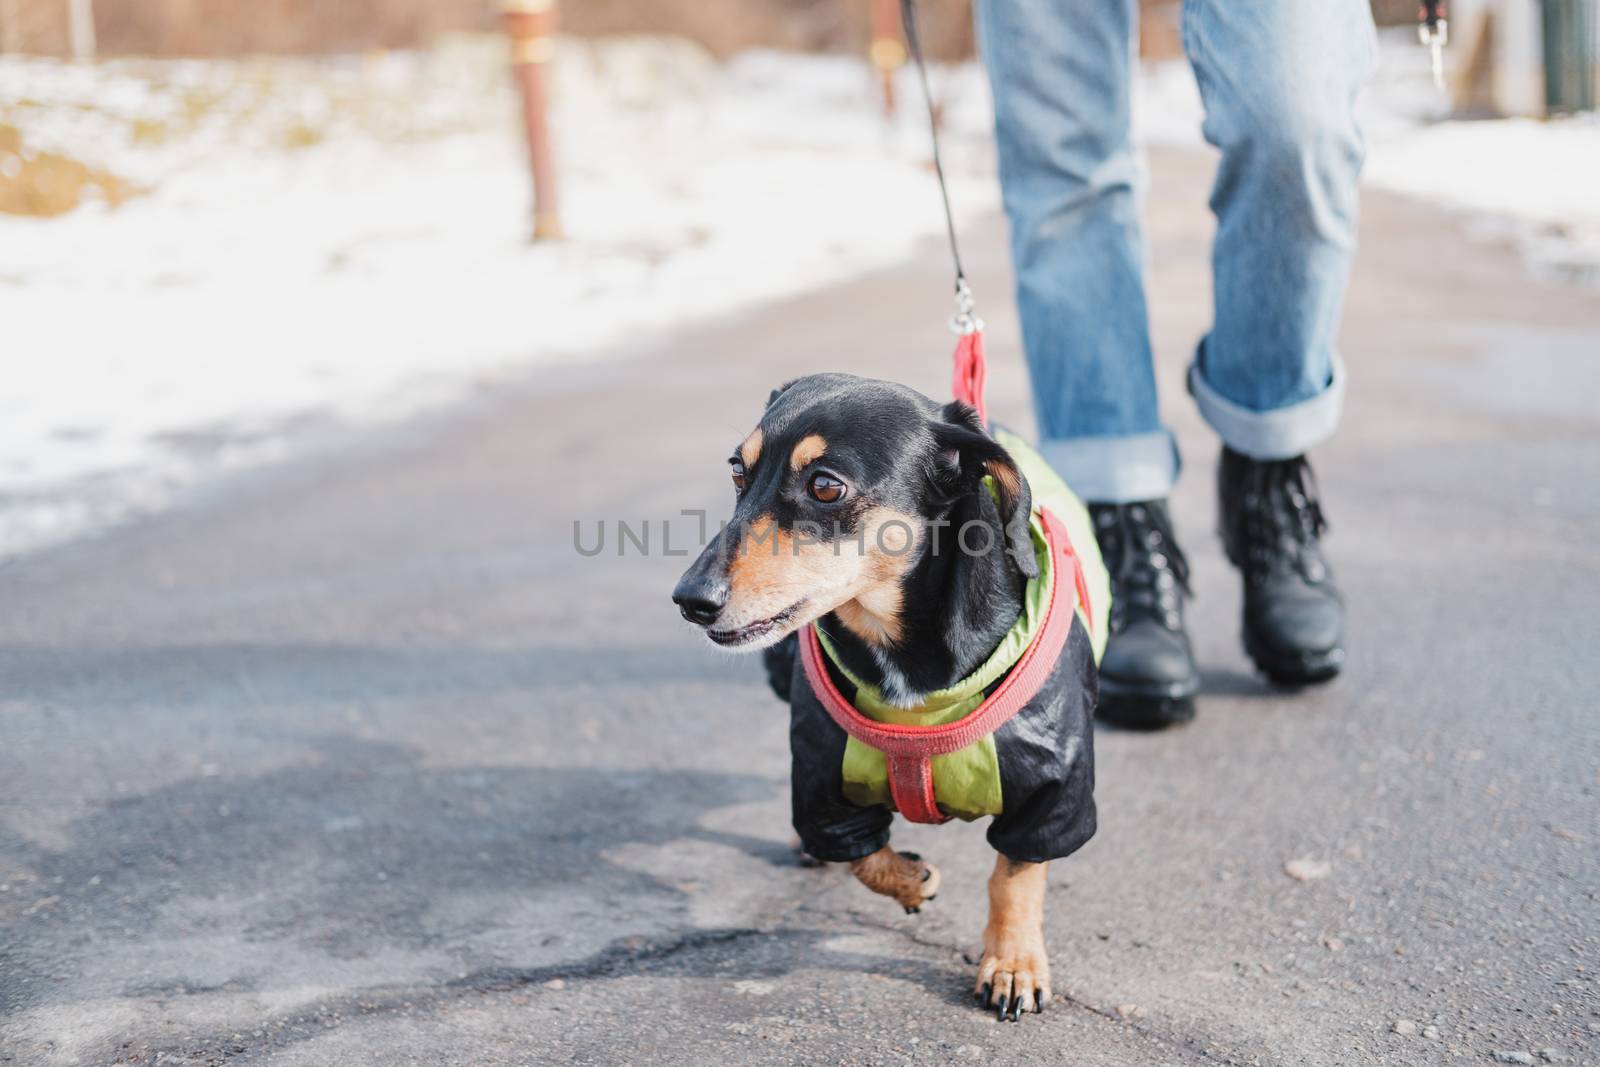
0, 30, 1594, 560
0, 38, 1000, 558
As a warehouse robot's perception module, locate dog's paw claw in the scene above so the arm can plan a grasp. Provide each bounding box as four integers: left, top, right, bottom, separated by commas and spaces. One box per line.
974, 940, 1049, 1022
889, 855, 940, 913
909, 861, 940, 910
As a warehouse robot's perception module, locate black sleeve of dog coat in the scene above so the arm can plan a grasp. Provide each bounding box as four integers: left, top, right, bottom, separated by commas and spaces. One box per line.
986, 616, 1098, 864
788, 658, 893, 864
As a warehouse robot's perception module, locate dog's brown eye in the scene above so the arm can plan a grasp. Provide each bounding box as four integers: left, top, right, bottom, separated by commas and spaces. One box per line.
730, 461, 747, 493
808, 473, 846, 504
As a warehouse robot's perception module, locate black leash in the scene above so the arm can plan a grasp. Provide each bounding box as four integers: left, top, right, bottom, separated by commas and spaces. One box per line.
899, 0, 975, 320
899, 0, 987, 418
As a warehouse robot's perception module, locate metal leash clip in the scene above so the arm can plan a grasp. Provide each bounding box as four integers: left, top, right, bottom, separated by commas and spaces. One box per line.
949, 277, 984, 336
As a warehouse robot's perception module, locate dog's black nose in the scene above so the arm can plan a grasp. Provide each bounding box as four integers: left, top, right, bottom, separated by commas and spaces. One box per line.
675, 596, 723, 627
672, 577, 728, 627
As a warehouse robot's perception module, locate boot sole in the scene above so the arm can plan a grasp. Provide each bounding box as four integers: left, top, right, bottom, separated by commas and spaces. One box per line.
1096, 676, 1199, 731
1244, 632, 1345, 687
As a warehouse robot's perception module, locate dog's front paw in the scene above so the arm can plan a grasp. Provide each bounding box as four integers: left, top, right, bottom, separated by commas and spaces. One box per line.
975, 930, 1050, 1021
848, 847, 941, 913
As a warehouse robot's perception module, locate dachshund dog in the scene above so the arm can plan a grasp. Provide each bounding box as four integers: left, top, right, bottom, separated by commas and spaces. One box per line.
673, 373, 1106, 1021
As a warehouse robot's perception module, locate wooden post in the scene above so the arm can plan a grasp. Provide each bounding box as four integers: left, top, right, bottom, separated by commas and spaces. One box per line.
501, 0, 561, 241
868, 0, 906, 117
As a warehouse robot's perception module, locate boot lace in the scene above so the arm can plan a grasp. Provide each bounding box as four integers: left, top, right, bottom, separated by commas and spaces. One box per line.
1236, 455, 1329, 585
1091, 502, 1191, 636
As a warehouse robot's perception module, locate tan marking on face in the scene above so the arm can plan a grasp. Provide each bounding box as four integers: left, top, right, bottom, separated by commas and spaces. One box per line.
975, 855, 1052, 1016
725, 514, 796, 608
739, 428, 763, 469
718, 507, 921, 645
849, 846, 941, 911
790, 433, 827, 471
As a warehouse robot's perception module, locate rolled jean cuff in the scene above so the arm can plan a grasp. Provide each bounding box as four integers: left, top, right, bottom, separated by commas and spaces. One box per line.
1187, 356, 1346, 461
1036, 430, 1179, 505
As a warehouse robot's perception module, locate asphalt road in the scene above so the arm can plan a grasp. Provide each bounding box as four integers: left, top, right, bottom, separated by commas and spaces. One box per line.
2, 148, 1597, 1067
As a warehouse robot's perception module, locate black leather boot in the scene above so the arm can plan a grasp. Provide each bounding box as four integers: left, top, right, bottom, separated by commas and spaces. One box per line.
1089, 501, 1199, 729
1218, 448, 1344, 685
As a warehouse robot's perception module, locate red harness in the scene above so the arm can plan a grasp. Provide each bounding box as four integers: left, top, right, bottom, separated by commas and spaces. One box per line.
798, 506, 1094, 825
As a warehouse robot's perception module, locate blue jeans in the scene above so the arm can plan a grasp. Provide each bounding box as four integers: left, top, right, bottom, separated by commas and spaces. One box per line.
975, 0, 1377, 503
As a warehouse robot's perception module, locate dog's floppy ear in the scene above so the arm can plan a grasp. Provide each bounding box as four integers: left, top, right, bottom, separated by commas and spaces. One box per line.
932, 401, 1037, 578
766, 379, 799, 409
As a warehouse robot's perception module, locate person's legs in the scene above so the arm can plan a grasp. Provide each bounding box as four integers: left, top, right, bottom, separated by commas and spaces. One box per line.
977, 0, 1196, 728
1183, 0, 1376, 683
975, 0, 1176, 504
1182, 0, 1375, 455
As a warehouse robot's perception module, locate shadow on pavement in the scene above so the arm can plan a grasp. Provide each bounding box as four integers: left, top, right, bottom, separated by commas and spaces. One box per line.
0, 737, 791, 1019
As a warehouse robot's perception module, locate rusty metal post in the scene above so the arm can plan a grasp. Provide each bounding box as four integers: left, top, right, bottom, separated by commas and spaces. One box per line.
868, 0, 906, 117
501, 0, 561, 241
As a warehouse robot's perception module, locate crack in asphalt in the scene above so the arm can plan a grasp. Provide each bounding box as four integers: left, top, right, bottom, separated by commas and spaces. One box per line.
448, 924, 772, 991
79, 926, 778, 1067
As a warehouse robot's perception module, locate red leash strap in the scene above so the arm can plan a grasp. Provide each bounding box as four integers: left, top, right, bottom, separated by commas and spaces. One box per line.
799, 507, 1085, 824
950, 326, 987, 425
